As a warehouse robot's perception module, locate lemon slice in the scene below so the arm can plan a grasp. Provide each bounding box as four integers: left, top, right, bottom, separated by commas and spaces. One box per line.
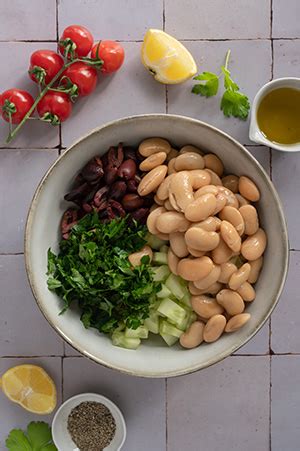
141, 29, 197, 84
0, 364, 57, 414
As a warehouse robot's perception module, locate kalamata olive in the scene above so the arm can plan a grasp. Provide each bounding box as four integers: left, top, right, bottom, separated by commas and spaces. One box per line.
126, 178, 139, 193
81, 157, 104, 182
118, 159, 137, 180
130, 208, 150, 224
64, 182, 89, 202
122, 193, 144, 211
93, 186, 109, 207
109, 181, 127, 200
105, 166, 118, 185
123, 146, 138, 161
143, 193, 155, 207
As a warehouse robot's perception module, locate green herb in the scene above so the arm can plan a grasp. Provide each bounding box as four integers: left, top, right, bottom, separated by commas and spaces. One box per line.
192, 49, 250, 120
6, 421, 57, 451
47, 212, 160, 334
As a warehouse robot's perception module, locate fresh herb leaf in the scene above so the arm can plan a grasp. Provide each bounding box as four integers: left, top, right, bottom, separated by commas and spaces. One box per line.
221, 89, 250, 120
6, 422, 57, 451
192, 72, 219, 97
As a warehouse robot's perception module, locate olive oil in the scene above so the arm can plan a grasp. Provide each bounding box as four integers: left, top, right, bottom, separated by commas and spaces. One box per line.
257, 87, 300, 145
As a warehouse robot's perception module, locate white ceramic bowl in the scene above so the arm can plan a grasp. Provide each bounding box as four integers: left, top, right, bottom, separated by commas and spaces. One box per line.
52, 393, 126, 451
25, 114, 289, 377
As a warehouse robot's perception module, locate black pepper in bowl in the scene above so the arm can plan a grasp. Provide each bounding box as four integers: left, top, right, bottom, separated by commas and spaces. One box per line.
67, 401, 116, 451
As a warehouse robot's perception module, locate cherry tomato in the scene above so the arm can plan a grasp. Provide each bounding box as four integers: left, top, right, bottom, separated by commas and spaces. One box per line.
37, 91, 72, 124
0, 89, 34, 124
59, 25, 94, 59
29, 50, 64, 85
62, 62, 98, 96
91, 40, 125, 74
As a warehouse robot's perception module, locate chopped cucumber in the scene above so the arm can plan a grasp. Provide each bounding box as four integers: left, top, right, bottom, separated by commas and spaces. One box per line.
146, 233, 167, 250
112, 331, 141, 350
153, 252, 168, 265
159, 244, 169, 253
157, 284, 172, 299
125, 325, 149, 339
144, 313, 160, 334
181, 292, 192, 307
152, 265, 170, 282
160, 319, 183, 338
161, 333, 178, 346
157, 298, 187, 325
187, 312, 197, 328
165, 273, 187, 300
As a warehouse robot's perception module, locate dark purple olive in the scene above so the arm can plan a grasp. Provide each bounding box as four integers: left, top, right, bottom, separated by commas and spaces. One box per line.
64, 182, 89, 202
104, 166, 118, 185
122, 193, 144, 211
81, 157, 104, 182
130, 208, 150, 224
126, 178, 138, 193
123, 146, 138, 161
109, 181, 127, 200
93, 186, 109, 207
143, 193, 155, 207
118, 159, 137, 180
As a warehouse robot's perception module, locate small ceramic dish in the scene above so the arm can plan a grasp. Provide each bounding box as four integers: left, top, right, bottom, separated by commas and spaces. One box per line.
52, 393, 126, 451
249, 77, 300, 152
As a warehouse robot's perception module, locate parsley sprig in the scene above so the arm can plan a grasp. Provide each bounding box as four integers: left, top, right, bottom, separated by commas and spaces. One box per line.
192, 49, 250, 120
6, 421, 57, 451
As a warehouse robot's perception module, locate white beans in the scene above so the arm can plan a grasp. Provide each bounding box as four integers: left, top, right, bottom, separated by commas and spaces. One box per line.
225, 313, 251, 332
185, 226, 220, 252
185, 194, 217, 222
191, 295, 224, 319
177, 256, 214, 281
180, 321, 205, 348
216, 289, 245, 316
203, 315, 226, 342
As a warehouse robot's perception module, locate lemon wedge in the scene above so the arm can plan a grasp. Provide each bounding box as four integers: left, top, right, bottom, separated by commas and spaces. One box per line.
141, 29, 197, 84
0, 364, 57, 414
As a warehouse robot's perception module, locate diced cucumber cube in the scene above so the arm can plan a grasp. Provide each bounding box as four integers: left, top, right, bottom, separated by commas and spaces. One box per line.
159, 244, 169, 253
157, 298, 187, 325
181, 292, 192, 307
160, 333, 178, 346
160, 320, 183, 338
157, 284, 172, 299
165, 273, 187, 300
153, 252, 168, 265
146, 233, 168, 250
144, 314, 160, 334
187, 312, 197, 328
152, 265, 170, 282
111, 331, 141, 350
125, 325, 149, 339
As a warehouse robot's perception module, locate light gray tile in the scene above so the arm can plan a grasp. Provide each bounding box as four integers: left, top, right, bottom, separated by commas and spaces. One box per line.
61, 42, 165, 147
58, 0, 163, 41
272, 152, 300, 250
165, 0, 270, 39
271, 355, 300, 451
0, 0, 56, 41
0, 43, 59, 148
168, 40, 272, 145
167, 356, 270, 451
64, 342, 81, 356
271, 251, 300, 353
0, 149, 58, 253
0, 357, 62, 450
0, 255, 63, 356
235, 320, 269, 355
246, 145, 270, 175
272, 0, 300, 38
63, 357, 166, 451
273, 40, 300, 78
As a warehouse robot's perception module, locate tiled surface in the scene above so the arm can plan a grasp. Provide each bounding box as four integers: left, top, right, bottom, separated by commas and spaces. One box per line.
0, 1, 299, 450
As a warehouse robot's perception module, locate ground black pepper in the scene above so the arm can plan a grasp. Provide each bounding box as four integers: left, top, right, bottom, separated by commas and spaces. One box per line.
67, 401, 116, 451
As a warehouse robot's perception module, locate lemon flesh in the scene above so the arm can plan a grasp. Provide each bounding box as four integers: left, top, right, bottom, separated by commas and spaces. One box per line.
141, 29, 197, 84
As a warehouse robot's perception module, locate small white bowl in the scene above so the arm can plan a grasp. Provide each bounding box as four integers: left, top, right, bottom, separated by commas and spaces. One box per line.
52, 393, 126, 451
249, 77, 300, 152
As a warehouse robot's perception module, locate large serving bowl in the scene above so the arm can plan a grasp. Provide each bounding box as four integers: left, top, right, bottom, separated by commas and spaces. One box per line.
25, 114, 289, 377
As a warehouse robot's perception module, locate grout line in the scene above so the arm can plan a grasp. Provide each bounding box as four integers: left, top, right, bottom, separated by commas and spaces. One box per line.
165, 378, 168, 451
269, 355, 272, 451
270, 148, 273, 180
55, 0, 59, 41
165, 86, 168, 114
1, 354, 64, 358
163, 0, 166, 32
61, 356, 64, 402
0, 147, 59, 150
0, 252, 23, 256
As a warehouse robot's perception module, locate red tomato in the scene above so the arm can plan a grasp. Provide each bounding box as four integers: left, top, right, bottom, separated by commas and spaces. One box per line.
29, 50, 64, 84
0, 89, 34, 124
91, 40, 125, 73
59, 25, 94, 59
37, 91, 72, 124
62, 62, 97, 96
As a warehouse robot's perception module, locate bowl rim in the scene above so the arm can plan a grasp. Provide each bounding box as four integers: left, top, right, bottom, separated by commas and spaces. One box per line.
24, 113, 289, 378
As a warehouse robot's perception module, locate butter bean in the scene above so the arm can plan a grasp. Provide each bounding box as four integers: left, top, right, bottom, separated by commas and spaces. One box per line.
187, 247, 206, 257
156, 174, 174, 201
218, 262, 237, 283
228, 263, 251, 290
169, 232, 189, 258
189, 169, 211, 189
174, 152, 205, 171
194, 265, 221, 290
138, 165, 168, 196
235, 193, 250, 207
205, 169, 223, 186
168, 158, 177, 174
195, 184, 218, 198
203, 314, 226, 342
222, 175, 239, 193
218, 186, 239, 208
248, 257, 263, 283
154, 195, 164, 205
167, 247, 179, 275
200, 281, 223, 295
216, 289, 245, 316
213, 192, 227, 215
238, 176, 260, 202
167, 148, 179, 161
164, 199, 174, 210
180, 321, 205, 348
156, 211, 190, 234
239, 205, 259, 235
177, 256, 214, 281
139, 137, 171, 157
220, 220, 241, 253
179, 145, 204, 156
211, 238, 233, 264
193, 216, 221, 232
204, 153, 224, 176
219, 206, 245, 236
185, 193, 217, 222
185, 226, 220, 251
169, 171, 194, 212
241, 228, 267, 261
237, 282, 256, 302
128, 246, 153, 267
139, 151, 167, 171
191, 295, 224, 319
225, 313, 251, 333
146, 206, 166, 235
